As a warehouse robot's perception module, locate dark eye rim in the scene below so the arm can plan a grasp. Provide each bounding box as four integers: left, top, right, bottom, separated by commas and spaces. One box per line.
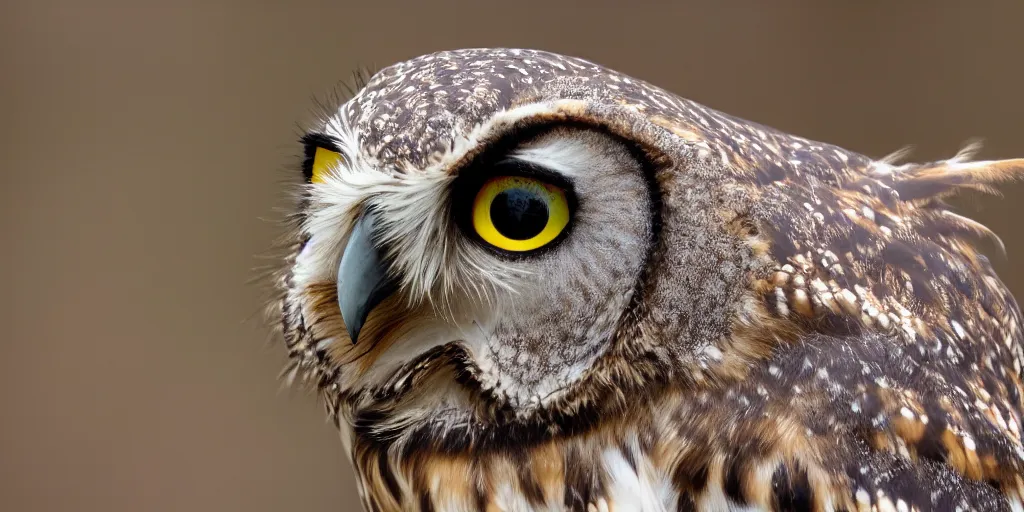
300, 132, 344, 183
451, 159, 579, 258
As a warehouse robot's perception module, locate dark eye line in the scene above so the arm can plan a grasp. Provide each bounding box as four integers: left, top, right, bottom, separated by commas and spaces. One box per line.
451, 158, 578, 216
491, 158, 576, 195
301, 132, 343, 153
299, 132, 344, 183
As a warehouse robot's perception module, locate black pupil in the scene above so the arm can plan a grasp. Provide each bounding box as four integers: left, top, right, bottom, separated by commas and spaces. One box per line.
490, 188, 549, 240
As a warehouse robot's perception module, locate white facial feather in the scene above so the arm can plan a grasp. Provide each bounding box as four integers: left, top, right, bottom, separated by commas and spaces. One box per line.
294, 120, 653, 414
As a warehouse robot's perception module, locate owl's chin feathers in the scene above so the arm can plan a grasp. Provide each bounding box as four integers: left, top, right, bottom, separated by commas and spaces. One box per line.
344, 361, 647, 456
336, 337, 617, 446
292, 295, 667, 455
276, 276, 621, 447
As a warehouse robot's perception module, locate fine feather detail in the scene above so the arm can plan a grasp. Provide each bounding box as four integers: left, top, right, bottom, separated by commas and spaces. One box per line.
264, 48, 1024, 511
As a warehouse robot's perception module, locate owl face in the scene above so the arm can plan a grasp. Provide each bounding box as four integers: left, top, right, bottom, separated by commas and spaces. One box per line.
289, 125, 658, 424
279, 49, 782, 448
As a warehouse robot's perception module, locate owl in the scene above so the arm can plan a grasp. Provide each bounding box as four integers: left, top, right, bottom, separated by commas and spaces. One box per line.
269, 48, 1024, 511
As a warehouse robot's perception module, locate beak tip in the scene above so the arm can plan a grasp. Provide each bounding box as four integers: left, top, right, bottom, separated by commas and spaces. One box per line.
346, 322, 361, 345
339, 292, 364, 344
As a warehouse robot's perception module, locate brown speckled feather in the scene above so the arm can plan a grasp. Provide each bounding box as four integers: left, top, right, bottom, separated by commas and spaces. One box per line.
270, 48, 1024, 511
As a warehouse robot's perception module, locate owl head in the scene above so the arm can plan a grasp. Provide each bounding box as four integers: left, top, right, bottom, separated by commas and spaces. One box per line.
272, 48, 1022, 457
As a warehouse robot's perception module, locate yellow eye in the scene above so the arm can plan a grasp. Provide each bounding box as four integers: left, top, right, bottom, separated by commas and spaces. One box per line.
471, 176, 571, 252
310, 146, 344, 184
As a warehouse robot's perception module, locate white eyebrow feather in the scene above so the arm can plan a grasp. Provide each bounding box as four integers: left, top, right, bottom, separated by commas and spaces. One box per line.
511, 134, 608, 180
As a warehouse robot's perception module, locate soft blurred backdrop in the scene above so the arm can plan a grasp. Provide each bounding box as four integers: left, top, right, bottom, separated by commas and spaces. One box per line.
2, 1, 1022, 511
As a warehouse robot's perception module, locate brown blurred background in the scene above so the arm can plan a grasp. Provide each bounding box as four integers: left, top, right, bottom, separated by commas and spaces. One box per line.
2, 1, 1022, 511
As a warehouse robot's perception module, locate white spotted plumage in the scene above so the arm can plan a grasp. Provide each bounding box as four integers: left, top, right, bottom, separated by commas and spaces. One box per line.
266, 48, 1024, 511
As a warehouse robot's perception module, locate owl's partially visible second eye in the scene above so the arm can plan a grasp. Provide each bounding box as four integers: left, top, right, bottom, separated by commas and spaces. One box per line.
300, 132, 345, 184
310, 147, 344, 184
471, 176, 571, 252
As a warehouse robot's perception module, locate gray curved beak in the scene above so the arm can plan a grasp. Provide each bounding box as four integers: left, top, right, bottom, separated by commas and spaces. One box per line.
337, 211, 398, 344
